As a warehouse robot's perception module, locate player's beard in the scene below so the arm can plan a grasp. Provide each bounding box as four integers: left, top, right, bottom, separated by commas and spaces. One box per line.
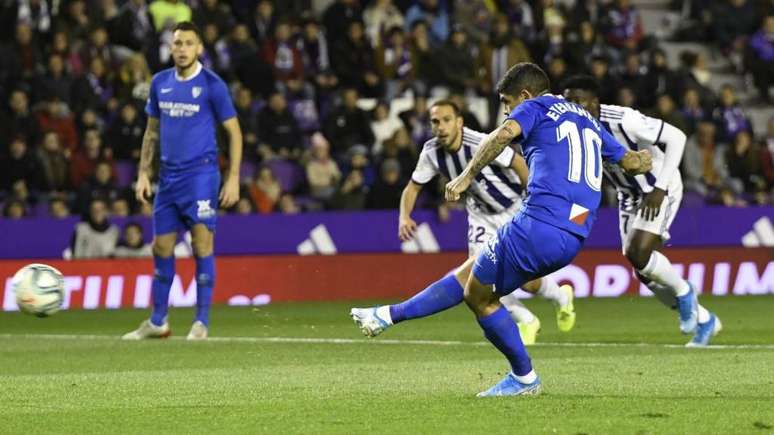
175, 56, 197, 72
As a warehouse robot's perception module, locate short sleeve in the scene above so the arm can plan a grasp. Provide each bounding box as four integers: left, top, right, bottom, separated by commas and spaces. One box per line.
506, 100, 541, 140
493, 146, 515, 168
145, 75, 159, 118
209, 77, 237, 123
622, 110, 664, 146
600, 127, 627, 163
410, 149, 438, 184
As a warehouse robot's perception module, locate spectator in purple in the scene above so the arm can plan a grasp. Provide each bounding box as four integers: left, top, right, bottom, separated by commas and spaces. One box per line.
257, 92, 303, 161
761, 117, 774, 190
323, 87, 375, 159
71, 56, 114, 115
747, 15, 774, 103
504, 0, 535, 41
1, 136, 41, 191
331, 21, 382, 97
713, 85, 753, 143
405, 0, 450, 46
602, 0, 644, 52
323, 0, 363, 47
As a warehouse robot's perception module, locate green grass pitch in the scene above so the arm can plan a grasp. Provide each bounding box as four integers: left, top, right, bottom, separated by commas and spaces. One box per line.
1, 295, 773, 434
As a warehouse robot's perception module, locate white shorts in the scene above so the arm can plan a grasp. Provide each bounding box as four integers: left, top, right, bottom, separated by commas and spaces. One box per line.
467, 203, 521, 257
619, 177, 683, 254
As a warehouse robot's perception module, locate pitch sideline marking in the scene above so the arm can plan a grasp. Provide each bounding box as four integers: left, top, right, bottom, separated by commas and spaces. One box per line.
0, 333, 773, 350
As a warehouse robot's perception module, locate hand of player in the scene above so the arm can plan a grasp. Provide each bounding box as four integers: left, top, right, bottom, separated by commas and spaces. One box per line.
445, 173, 472, 202
640, 188, 666, 221
135, 172, 153, 205
398, 215, 418, 241
621, 150, 653, 175
219, 175, 240, 208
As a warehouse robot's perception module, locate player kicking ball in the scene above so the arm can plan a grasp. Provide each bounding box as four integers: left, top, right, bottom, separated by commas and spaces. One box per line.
122, 21, 243, 341
562, 75, 720, 346
350, 99, 575, 345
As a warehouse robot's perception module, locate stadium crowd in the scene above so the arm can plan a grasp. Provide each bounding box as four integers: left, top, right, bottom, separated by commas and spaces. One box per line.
1, 0, 773, 227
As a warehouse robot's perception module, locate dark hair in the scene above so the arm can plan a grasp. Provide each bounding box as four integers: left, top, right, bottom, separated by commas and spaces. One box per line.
561, 75, 600, 97
172, 21, 202, 40
124, 222, 143, 233
496, 62, 550, 97
429, 99, 461, 116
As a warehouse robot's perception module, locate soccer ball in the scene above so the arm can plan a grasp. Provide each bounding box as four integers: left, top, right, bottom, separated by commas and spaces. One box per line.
12, 264, 65, 317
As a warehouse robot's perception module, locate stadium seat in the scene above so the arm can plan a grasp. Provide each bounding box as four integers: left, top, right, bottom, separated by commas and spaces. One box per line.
114, 161, 137, 188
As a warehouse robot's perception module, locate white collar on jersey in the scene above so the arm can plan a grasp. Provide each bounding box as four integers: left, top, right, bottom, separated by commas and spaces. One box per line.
175, 61, 202, 82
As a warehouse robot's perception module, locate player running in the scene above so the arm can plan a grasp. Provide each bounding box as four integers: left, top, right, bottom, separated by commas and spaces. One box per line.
562, 75, 720, 347
442, 63, 650, 396
350, 99, 575, 345
122, 21, 243, 341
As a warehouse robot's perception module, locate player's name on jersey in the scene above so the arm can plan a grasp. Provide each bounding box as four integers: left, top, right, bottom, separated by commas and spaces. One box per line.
546, 101, 599, 128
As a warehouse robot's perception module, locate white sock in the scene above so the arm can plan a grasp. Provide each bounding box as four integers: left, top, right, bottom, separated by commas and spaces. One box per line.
639, 251, 690, 297
513, 369, 537, 384
536, 278, 568, 307
499, 293, 536, 323
376, 305, 393, 325
697, 304, 710, 323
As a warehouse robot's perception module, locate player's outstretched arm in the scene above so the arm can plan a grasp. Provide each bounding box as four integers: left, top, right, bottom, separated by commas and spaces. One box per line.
219, 117, 243, 208
399, 181, 422, 241
445, 120, 522, 201
135, 117, 159, 204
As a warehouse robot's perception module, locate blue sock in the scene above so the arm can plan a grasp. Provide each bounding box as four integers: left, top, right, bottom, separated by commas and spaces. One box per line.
477, 306, 532, 376
195, 255, 215, 326
150, 255, 175, 327
389, 273, 463, 324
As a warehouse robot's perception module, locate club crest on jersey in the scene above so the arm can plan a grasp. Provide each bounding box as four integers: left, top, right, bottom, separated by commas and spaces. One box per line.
197, 200, 215, 219
192, 86, 202, 98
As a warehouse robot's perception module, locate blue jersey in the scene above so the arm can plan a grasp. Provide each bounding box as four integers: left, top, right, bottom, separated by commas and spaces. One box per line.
145, 62, 236, 174
507, 94, 627, 238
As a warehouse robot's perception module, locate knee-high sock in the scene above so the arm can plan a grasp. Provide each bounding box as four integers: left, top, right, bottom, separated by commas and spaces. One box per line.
536, 278, 569, 307
150, 255, 175, 327
638, 273, 711, 323
499, 293, 536, 323
195, 255, 215, 326
638, 251, 690, 297
389, 273, 463, 324
477, 306, 532, 376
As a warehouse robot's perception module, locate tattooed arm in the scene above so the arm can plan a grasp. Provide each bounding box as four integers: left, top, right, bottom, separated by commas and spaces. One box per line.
135, 117, 159, 204
445, 120, 522, 201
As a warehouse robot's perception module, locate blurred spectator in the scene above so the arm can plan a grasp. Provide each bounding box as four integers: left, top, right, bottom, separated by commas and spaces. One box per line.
35, 96, 78, 155
713, 0, 757, 53
364, 0, 404, 46
108, 0, 155, 54
536, 9, 568, 66
398, 94, 431, 144
652, 94, 688, 135
114, 222, 152, 257
8, 179, 34, 210
380, 127, 417, 181
375, 26, 413, 100
248, 166, 282, 214
233, 86, 260, 154
370, 101, 403, 154
49, 197, 71, 218
323, 88, 375, 158
111, 198, 131, 217
71, 199, 119, 259
193, 0, 232, 33
71, 57, 115, 115
1, 136, 41, 191
323, 0, 363, 47
566, 21, 613, 72
306, 133, 341, 201
615, 86, 637, 109
448, 93, 483, 132
116, 54, 151, 102
3, 199, 27, 219
36, 131, 70, 192
0, 89, 38, 148
453, 0, 494, 44
763, 117, 774, 187
149, 0, 192, 32
713, 85, 753, 143
257, 92, 303, 161
342, 145, 376, 187
677, 51, 713, 103
504, 0, 535, 41
297, 17, 330, 78
329, 167, 367, 210
408, 20, 445, 93
75, 160, 124, 216
640, 49, 678, 108
679, 88, 707, 137
602, 0, 644, 51
10, 22, 42, 81
367, 158, 403, 209
683, 121, 729, 197
234, 197, 254, 215
331, 21, 382, 97
77, 109, 105, 137
80, 26, 115, 70
17, 0, 52, 34
263, 20, 304, 89
405, 0, 450, 46
225, 24, 275, 100
726, 131, 767, 200
71, 129, 111, 187
57, 0, 92, 43
49, 31, 84, 76
108, 103, 144, 160
251, 0, 277, 44
35, 54, 73, 107
615, 53, 646, 104
278, 193, 300, 214
479, 14, 532, 95
746, 15, 774, 102
589, 55, 616, 103
547, 58, 569, 95
440, 25, 477, 92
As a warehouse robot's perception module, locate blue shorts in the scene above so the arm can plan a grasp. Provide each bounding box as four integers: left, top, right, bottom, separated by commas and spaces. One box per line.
153, 169, 220, 235
473, 211, 583, 296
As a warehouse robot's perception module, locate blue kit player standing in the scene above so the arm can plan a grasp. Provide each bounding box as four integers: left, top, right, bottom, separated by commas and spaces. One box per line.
444, 63, 652, 396
123, 21, 243, 341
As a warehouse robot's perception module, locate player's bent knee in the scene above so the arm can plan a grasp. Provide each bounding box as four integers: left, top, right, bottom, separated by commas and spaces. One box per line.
521, 278, 541, 294
625, 245, 651, 270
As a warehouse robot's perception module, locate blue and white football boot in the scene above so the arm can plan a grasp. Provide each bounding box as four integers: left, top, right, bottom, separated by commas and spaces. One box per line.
350, 307, 391, 338
675, 282, 699, 334
686, 313, 722, 347
476, 373, 542, 397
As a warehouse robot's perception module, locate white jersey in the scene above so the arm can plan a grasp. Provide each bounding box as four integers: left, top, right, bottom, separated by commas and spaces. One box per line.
599, 104, 681, 211
411, 127, 524, 216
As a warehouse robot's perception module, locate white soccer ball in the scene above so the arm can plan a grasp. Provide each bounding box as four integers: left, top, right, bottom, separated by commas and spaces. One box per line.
12, 264, 65, 317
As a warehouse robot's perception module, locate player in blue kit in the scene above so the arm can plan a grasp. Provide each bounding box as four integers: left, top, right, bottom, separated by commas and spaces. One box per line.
122, 21, 243, 341
444, 63, 652, 396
